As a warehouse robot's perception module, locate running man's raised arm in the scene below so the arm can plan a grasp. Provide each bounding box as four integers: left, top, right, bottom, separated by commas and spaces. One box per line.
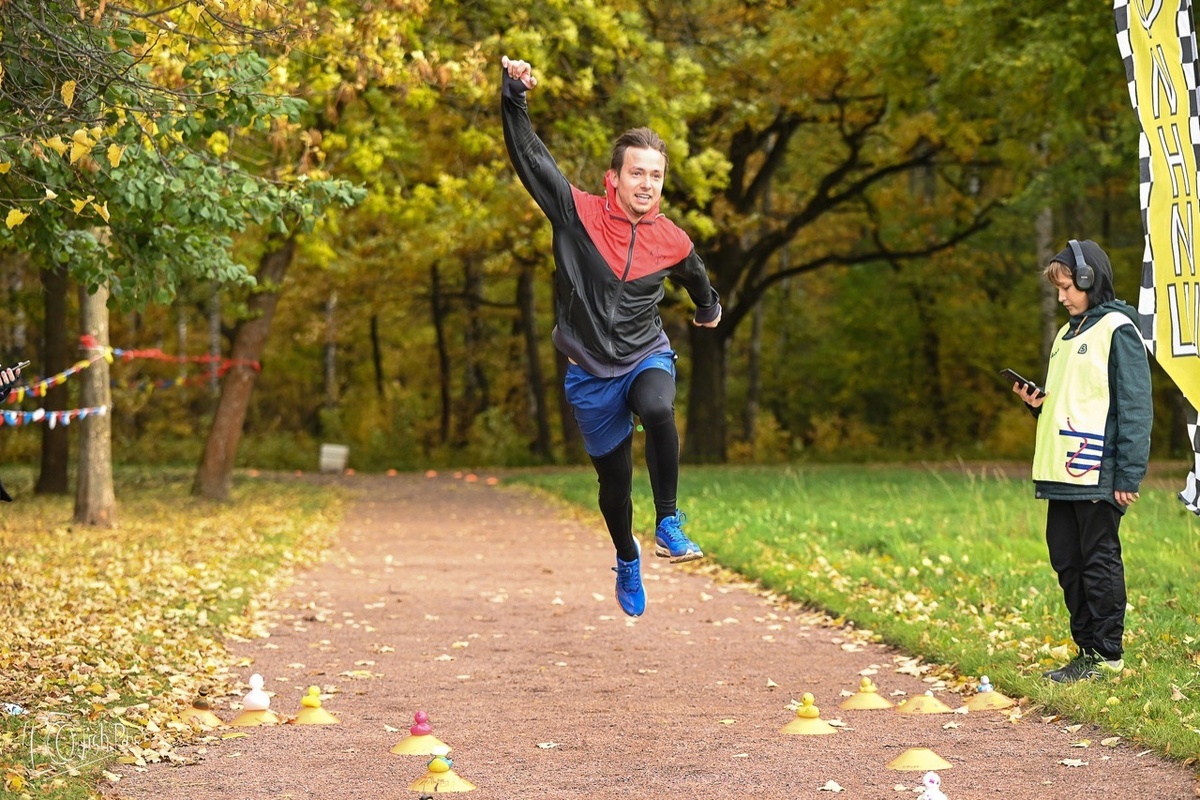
500, 56, 575, 226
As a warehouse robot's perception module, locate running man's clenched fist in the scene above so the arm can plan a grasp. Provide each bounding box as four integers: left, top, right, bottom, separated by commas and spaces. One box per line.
501, 56, 537, 90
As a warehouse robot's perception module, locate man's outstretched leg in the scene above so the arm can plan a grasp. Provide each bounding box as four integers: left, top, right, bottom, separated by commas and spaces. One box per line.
590, 436, 645, 616
628, 367, 702, 563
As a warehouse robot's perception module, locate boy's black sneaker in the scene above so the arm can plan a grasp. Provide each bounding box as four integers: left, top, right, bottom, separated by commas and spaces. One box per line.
1043, 652, 1124, 683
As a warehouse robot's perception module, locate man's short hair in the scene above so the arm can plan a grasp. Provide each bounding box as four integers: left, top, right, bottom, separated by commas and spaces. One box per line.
610, 127, 668, 173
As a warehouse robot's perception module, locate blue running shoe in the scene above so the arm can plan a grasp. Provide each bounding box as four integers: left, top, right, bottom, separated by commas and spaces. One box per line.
613, 540, 645, 617
654, 511, 703, 563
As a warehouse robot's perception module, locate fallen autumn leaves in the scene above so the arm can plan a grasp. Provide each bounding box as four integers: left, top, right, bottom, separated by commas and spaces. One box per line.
0, 474, 344, 794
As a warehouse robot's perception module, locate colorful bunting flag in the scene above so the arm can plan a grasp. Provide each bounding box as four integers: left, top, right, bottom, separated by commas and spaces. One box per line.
2, 338, 261, 406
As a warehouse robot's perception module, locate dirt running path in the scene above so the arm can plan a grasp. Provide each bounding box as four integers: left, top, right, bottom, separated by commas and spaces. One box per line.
106, 474, 1198, 799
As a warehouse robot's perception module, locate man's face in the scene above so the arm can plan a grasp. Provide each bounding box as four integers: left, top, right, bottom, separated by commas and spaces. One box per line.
1053, 268, 1091, 316
608, 146, 666, 223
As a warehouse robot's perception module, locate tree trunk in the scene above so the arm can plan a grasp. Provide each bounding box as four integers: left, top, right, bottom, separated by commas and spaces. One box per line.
1036, 206, 1058, 366
370, 314, 384, 398
192, 236, 296, 501
682, 327, 728, 463
517, 262, 552, 461
742, 299, 763, 447
554, 350, 584, 462
4, 257, 27, 355
74, 282, 116, 526
176, 310, 188, 382
457, 258, 489, 446
323, 290, 338, 408
430, 263, 451, 446
551, 288, 584, 462
208, 286, 222, 392
36, 264, 70, 495
742, 184, 771, 449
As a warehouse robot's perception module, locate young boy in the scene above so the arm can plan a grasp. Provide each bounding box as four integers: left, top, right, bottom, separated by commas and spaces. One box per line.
1011, 239, 1152, 683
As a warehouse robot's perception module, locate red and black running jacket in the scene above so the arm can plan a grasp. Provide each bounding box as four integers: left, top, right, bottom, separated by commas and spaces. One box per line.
502, 74, 721, 378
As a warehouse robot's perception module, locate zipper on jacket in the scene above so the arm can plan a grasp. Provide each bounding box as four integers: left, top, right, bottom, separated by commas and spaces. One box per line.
604, 224, 637, 360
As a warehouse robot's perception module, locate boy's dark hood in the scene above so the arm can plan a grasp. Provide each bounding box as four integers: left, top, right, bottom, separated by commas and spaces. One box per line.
1053, 239, 1140, 327
1052, 239, 1115, 307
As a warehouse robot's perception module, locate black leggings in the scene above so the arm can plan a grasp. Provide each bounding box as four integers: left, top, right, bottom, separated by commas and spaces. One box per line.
589, 368, 679, 562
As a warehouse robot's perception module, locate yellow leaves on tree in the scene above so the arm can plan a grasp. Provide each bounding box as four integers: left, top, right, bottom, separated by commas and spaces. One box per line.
61, 79, 77, 109
42, 136, 68, 157
5, 208, 29, 228
208, 130, 230, 157
36, 127, 109, 167
70, 128, 97, 164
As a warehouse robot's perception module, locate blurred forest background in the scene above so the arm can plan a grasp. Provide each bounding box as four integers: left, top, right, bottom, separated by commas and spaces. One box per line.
0, 0, 1192, 484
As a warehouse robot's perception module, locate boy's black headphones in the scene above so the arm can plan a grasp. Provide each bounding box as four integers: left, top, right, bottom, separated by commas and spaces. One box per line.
1068, 239, 1095, 291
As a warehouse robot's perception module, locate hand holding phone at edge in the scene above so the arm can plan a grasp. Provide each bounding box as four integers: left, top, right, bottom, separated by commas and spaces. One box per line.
0, 360, 27, 393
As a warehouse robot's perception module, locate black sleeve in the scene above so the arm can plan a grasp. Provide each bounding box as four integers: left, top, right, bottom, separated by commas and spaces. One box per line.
669, 248, 722, 322
501, 71, 577, 227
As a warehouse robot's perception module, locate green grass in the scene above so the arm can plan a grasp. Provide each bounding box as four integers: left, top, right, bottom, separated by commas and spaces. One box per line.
508, 462, 1200, 764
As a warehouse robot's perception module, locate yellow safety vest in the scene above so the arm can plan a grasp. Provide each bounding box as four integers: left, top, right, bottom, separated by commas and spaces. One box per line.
1032, 313, 1134, 485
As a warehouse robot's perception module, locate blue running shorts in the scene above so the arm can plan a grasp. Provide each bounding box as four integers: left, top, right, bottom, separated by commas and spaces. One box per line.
564, 352, 676, 457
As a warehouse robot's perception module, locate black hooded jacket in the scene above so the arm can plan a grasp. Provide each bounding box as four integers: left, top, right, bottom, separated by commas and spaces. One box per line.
1033, 240, 1153, 509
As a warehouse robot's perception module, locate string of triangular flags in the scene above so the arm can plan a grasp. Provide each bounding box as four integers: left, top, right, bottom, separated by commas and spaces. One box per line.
2, 353, 105, 404
1, 405, 107, 429
0, 336, 260, 427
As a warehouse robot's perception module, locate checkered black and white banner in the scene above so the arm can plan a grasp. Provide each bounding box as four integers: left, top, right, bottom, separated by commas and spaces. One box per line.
1181, 405, 1200, 512
1115, 0, 1200, 514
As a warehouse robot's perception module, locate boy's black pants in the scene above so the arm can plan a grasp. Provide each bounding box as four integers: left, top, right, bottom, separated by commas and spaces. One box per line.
1045, 499, 1126, 660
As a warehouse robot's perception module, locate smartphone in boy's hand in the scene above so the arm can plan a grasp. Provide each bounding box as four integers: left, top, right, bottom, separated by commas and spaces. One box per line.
0, 360, 25, 400
999, 368, 1045, 399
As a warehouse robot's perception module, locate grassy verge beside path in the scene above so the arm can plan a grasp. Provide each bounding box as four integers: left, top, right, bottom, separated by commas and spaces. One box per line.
509, 462, 1200, 767
0, 468, 345, 799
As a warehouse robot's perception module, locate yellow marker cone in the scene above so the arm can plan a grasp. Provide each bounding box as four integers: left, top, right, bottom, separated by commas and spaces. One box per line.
964, 691, 1016, 711
408, 745, 476, 793
229, 708, 281, 726
178, 692, 224, 728
963, 676, 1016, 712
781, 692, 839, 735
291, 686, 340, 725
895, 691, 954, 715
392, 710, 451, 755
840, 676, 894, 710
886, 747, 953, 771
